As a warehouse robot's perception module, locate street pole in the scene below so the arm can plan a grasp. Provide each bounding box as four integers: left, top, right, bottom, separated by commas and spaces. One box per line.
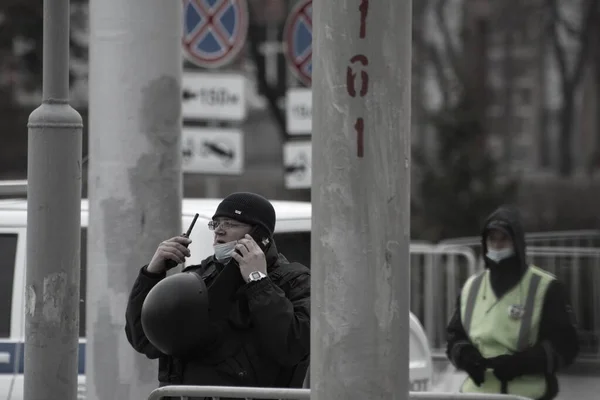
87, 0, 183, 399
25, 0, 83, 399
311, 0, 412, 399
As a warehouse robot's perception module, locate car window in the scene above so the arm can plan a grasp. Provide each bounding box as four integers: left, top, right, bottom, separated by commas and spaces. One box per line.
273, 231, 310, 269
80, 228, 87, 338
0, 233, 18, 338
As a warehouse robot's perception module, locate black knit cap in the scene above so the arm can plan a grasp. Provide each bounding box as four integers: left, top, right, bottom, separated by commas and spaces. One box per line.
212, 192, 276, 236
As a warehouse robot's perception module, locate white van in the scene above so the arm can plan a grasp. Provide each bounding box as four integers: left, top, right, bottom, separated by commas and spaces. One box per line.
0, 196, 433, 399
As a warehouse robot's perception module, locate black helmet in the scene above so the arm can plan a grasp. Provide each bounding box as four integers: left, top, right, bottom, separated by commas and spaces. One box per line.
141, 271, 209, 357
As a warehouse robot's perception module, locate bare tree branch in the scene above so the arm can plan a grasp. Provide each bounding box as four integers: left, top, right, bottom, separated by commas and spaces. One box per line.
426, 42, 451, 107
412, 22, 450, 108
571, 0, 600, 87
557, 13, 582, 37
433, 0, 463, 82
547, 0, 569, 81
548, 0, 600, 88
546, 0, 600, 175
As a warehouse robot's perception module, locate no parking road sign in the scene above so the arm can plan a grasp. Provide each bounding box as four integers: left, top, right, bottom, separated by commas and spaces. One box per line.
283, 0, 312, 87
183, 0, 249, 68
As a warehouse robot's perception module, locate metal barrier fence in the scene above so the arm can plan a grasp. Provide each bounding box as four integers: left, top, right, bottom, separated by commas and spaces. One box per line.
439, 230, 600, 255
409, 244, 477, 351
147, 385, 531, 400
143, 241, 596, 400
527, 247, 600, 359
410, 239, 600, 362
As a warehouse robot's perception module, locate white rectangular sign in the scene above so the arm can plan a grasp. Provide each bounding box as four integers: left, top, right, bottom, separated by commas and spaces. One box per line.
182, 127, 244, 175
182, 72, 246, 121
286, 88, 312, 135
283, 141, 311, 189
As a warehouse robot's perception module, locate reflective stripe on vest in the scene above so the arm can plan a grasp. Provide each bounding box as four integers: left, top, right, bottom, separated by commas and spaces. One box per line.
459, 266, 555, 399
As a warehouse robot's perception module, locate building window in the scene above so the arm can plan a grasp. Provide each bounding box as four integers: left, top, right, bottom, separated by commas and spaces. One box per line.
273, 231, 310, 269
0, 233, 18, 338
80, 228, 87, 338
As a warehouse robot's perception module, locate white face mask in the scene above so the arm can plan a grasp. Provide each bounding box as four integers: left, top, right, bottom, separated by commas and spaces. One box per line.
213, 240, 237, 263
486, 247, 514, 263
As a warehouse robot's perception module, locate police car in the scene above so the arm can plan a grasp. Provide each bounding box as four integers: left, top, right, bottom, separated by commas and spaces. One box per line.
0, 192, 433, 399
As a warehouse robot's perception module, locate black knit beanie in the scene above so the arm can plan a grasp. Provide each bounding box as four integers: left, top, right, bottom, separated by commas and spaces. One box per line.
212, 192, 276, 236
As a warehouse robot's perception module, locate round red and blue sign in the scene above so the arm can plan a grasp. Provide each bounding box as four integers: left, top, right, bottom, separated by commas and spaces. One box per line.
182, 0, 249, 69
283, 0, 312, 87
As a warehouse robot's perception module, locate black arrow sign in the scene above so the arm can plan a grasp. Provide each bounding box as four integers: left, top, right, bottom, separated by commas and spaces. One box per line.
182, 88, 239, 105
285, 152, 308, 176
285, 163, 306, 174
182, 89, 197, 101
201, 141, 236, 167
182, 147, 193, 158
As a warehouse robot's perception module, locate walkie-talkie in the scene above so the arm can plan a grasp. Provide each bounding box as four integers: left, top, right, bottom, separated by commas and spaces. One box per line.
165, 213, 199, 271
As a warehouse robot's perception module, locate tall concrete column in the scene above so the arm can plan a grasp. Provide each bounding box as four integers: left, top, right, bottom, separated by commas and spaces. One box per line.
25, 0, 83, 399
87, 0, 183, 399
311, 0, 413, 399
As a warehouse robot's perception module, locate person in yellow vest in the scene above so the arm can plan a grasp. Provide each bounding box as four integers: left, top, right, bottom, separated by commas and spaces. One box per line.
446, 205, 579, 400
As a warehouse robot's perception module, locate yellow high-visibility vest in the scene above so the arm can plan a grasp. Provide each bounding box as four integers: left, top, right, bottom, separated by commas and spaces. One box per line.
460, 265, 555, 399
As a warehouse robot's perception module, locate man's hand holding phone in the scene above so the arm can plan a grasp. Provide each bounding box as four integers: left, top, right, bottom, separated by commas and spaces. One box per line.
232, 234, 267, 282
147, 236, 192, 274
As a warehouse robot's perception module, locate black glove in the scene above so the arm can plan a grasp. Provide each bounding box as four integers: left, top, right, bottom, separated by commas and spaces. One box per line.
455, 344, 487, 387
488, 354, 518, 382
488, 345, 548, 382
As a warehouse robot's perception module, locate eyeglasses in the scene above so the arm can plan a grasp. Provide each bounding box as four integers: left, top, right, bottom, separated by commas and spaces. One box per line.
208, 220, 247, 231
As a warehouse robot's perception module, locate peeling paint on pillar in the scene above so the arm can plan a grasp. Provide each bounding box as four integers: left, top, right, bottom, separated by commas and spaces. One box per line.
87, 0, 183, 399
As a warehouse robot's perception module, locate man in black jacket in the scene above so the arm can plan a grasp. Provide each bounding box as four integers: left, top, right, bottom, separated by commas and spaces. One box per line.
446, 205, 579, 400
125, 192, 310, 398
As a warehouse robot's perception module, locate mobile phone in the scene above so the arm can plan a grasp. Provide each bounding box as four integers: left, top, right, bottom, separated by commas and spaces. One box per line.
234, 225, 272, 257
165, 213, 199, 271
207, 225, 272, 320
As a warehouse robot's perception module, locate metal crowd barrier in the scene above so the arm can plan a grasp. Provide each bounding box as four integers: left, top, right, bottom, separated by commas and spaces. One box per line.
147, 385, 531, 400
0, 179, 28, 197
409, 240, 600, 362
412, 240, 600, 362
439, 230, 600, 254
409, 244, 477, 351
147, 386, 309, 400
526, 246, 600, 360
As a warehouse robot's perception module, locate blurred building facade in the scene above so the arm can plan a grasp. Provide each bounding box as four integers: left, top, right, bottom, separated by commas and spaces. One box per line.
414, 0, 600, 176
1, 0, 600, 194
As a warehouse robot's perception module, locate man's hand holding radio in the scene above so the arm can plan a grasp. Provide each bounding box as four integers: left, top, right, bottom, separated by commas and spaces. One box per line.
147, 236, 192, 274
